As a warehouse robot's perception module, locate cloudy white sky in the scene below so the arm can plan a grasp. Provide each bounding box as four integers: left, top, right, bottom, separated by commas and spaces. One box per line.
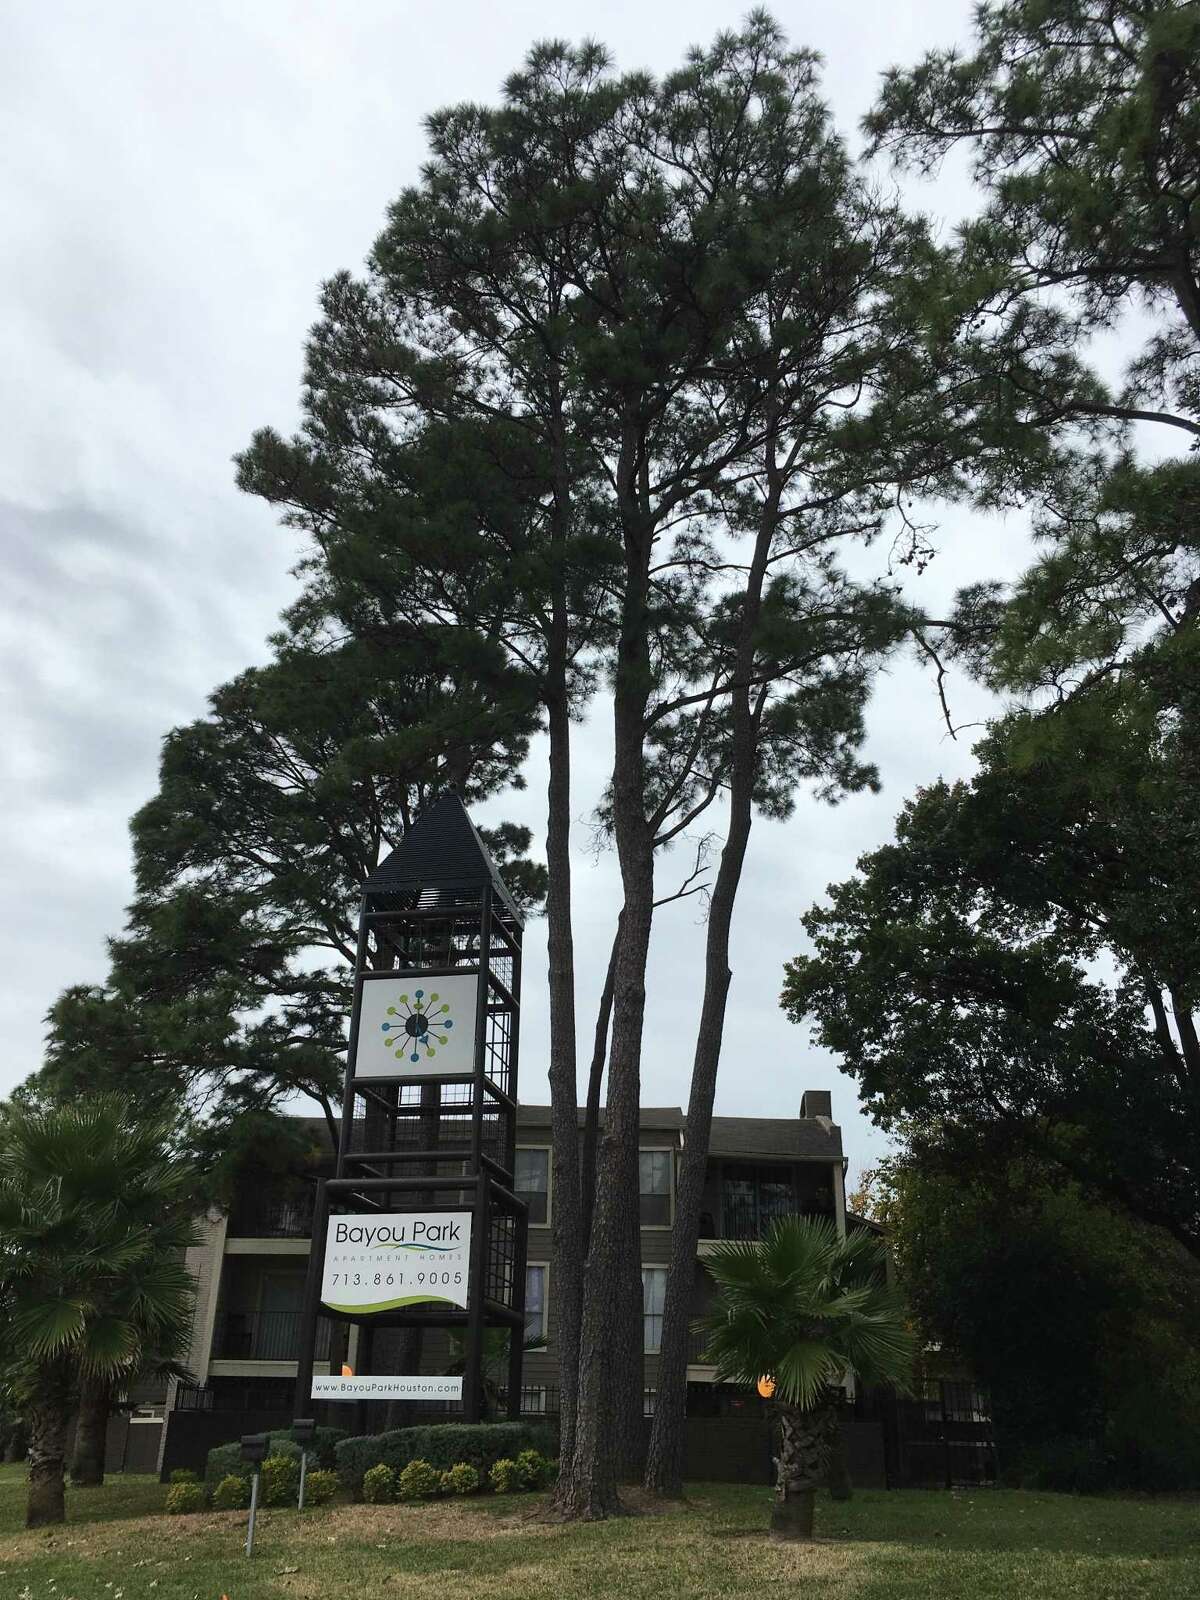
1, 0, 1041, 1182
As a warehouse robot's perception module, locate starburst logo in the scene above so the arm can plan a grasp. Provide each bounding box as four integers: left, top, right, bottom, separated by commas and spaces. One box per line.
380, 988, 455, 1064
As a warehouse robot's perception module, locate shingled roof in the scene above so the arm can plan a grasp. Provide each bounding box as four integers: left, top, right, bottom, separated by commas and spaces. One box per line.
517, 1105, 685, 1132
362, 791, 522, 924
708, 1114, 841, 1161
514, 1105, 840, 1160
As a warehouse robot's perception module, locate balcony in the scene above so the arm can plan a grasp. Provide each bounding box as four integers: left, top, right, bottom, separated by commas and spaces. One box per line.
213, 1310, 330, 1362
226, 1190, 316, 1240
697, 1163, 835, 1242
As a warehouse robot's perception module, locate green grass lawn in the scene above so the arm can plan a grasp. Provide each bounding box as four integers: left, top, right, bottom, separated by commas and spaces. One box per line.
1, 1464, 1196, 1600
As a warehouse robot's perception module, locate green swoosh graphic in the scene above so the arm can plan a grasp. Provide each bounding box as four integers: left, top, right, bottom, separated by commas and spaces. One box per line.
322, 1294, 463, 1315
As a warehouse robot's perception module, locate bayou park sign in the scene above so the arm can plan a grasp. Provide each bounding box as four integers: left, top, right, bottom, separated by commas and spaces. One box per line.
320, 1211, 472, 1316
311, 1375, 464, 1402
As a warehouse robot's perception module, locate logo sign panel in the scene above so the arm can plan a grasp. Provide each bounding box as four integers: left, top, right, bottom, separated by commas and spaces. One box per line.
312, 1375, 463, 1402
354, 973, 478, 1080
321, 1211, 471, 1316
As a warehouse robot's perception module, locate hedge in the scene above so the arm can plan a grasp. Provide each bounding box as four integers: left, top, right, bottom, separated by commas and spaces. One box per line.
279, 1424, 347, 1468
203, 1425, 347, 1491
335, 1422, 555, 1496
204, 1436, 300, 1492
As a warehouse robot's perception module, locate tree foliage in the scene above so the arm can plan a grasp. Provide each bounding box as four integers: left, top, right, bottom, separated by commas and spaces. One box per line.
867, 0, 1200, 443
875, 1152, 1200, 1490
35, 631, 543, 1179
0, 1098, 197, 1525
783, 684, 1200, 1256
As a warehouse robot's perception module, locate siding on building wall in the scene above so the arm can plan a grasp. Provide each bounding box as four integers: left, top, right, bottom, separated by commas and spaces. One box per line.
179, 1106, 843, 1401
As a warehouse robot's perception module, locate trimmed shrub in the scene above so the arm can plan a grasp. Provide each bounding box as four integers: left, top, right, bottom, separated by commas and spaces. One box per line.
489, 1457, 520, 1494
205, 1435, 301, 1491
514, 1448, 555, 1489
363, 1464, 397, 1504
336, 1422, 555, 1496
262, 1452, 301, 1507
168, 1467, 200, 1485
397, 1458, 442, 1500
212, 1474, 251, 1512
304, 1467, 339, 1506
281, 1424, 348, 1469
440, 1462, 480, 1496
165, 1482, 206, 1515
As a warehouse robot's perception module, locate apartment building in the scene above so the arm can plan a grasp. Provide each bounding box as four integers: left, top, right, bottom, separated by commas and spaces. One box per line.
169, 1089, 845, 1427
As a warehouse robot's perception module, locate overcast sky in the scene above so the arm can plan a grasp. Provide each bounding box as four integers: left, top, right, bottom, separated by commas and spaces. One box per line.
0, 0, 1042, 1183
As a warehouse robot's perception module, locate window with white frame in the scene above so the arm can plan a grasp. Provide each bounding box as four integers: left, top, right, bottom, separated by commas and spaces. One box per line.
515, 1147, 550, 1225
525, 1263, 547, 1343
642, 1266, 667, 1353
639, 1150, 672, 1226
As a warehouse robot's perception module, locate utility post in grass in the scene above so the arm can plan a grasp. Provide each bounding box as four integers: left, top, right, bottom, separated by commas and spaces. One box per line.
293, 1417, 315, 1511
292, 793, 528, 1429
240, 1433, 268, 1556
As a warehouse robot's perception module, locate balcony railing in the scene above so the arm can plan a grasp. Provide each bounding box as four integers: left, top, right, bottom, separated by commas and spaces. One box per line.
698, 1188, 835, 1241
213, 1310, 330, 1362
226, 1191, 316, 1239
687, 1328, 716, 1365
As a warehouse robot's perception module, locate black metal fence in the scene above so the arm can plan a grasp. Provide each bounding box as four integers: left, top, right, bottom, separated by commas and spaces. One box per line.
885, 1382, 997, 1488
226, 1189, 317, 1239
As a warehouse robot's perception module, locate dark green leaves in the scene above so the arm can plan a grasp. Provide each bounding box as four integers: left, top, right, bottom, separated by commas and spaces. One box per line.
696, 1215, 915, 1409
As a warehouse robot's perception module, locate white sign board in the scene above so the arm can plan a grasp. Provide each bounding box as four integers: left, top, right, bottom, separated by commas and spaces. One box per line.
320, 1211, 472, 1316
311, 1375, 463, 1402
354, 973, 478, 1080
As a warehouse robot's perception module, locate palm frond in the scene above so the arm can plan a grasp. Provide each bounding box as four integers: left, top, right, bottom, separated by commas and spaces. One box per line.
699, 1214, 914, 1409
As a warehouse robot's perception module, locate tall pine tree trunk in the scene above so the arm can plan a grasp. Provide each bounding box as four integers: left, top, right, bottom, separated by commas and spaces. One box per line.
70, 1374, 112, 1487
580, 922, 619, 1251
645, 481, 777, 1496
26, 1358, 73, 1529
559, 488, 656, 1516
545, 658, 584, 1477
562, 864, 653, 1516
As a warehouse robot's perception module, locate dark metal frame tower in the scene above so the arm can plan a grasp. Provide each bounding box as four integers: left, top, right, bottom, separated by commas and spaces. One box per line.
293, 792, 528, 1424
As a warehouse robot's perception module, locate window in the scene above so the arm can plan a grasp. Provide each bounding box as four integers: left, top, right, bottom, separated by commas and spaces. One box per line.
643, 1390, 657, 1418
639, 1150, 672, 1226
515, 1147, 550, 1225
525, 1264, 547, 1343
642, 1267, 667, 1353
721, 1163, 796, 1238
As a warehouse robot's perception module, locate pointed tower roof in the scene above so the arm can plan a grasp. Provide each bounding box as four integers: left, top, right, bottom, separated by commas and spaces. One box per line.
363, 791, 523, 925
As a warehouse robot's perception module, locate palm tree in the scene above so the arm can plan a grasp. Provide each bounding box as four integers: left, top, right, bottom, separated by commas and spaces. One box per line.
0, 1097, 197, 1526
445, 1327, 547, 1417
696, 1216, 914, 1540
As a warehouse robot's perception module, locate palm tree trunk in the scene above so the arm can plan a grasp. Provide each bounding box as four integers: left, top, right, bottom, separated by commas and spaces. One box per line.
26, 1359, 74, 1528
70, 1374, 112, 1486
771, 1402, 835, 1541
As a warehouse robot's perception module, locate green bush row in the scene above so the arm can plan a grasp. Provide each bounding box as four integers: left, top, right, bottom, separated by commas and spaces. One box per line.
179, 1463, 341, 1514
335, 1421, 555, 1495
359, 1449, 552, 1502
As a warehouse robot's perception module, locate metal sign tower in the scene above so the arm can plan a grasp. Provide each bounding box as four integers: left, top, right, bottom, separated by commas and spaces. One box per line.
293, 792, 527, 1423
